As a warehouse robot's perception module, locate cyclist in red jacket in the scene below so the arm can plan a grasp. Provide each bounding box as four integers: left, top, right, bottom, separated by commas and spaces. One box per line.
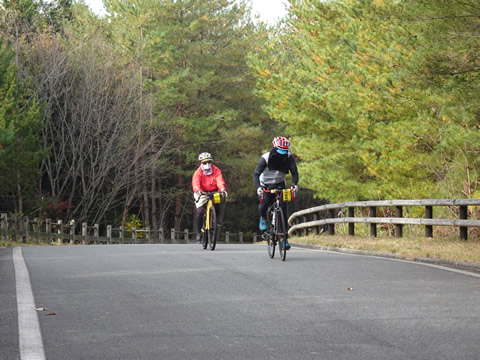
192, 152, 228, 243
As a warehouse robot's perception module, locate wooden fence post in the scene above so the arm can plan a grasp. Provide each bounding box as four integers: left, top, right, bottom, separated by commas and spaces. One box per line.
253, 232, 257, 243
23, 217, 29, 243
395, 206, 403, 238
132, 227, 137, 244
13, 215, 18, 242
159, 228, 164, 243
94, 224, 99, 244
34, 217, 40, 243
312, 212, 319, 234
328, 209, 335, 235
171, 228, 175, 243
0, 213, 6, 241
70, 221, 76, 244
146, 227, 151, 243
369, 207, 377, 237
348, 207, 355, 236
46, 219, 51, 243
225, 231, 230, 243
82, 222, 87, 244
57, 219, 63, 245
107, 225, 112, 244
239, 232, 243, 244
119, 225, 124, 243
459, 205, 468, 240
425, 206, 433, 237
184, 229, 189, 243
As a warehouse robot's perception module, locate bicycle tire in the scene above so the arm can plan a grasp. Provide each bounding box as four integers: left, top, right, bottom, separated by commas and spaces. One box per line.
266, 208, 275, 258
208, 205, 217, 251
267, 233, 275, 258
276, 207, 287, 261
202, 230, 208, 249
202, 216, 208, 249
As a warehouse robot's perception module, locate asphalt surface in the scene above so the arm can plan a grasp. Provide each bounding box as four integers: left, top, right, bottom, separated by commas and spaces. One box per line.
1, 244, 479, 360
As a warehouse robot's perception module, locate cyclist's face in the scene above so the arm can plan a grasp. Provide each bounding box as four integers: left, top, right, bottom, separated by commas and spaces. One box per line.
201, 161, 212, 171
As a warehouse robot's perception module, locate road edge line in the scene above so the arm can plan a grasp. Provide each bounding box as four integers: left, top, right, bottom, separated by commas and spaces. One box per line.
13, 247, 46, 360
293, 243, 480, 278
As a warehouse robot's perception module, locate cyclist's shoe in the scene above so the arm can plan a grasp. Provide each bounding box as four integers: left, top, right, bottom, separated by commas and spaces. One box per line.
196, 234, 202, 244
259, 217, 268, 231
285, 240, 291, 250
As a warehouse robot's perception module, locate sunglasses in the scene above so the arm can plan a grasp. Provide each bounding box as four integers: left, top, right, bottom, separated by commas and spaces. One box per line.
202, 160, 213, 164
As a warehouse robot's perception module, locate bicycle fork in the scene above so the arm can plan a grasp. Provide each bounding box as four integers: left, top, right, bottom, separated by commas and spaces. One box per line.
202, 202, 211, 235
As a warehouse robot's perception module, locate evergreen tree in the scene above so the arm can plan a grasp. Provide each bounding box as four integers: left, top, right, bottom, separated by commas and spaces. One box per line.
106, 0, 269, 229
0, 39, 45, 213
250, 0, 480, 202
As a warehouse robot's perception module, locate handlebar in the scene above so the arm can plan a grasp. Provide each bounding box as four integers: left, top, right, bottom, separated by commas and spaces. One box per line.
260, 188, 295, 203
197, 190, 227, 204
199, 190, 226, 196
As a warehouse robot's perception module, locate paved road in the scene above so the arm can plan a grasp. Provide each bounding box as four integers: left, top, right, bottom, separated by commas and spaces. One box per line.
1, 244, 479, 360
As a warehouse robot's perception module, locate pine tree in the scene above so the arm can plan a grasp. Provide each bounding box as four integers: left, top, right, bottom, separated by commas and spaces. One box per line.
250, 0, 480, 202
0, 39, 45, 213
106, 0, 269, 229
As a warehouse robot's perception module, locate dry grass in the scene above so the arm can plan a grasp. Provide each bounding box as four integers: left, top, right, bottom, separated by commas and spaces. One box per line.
291, 234, 480, 264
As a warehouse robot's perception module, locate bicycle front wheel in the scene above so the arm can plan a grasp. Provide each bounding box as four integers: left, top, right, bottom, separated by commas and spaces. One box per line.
208, 205, 217, 251
201, 214, 208, 249
275, 207, 287, 261
267, 233, 275, 258
202, 226, 208, 249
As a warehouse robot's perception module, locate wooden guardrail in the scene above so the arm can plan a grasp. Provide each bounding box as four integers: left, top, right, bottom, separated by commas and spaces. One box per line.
0, 214, 257, 245
287, 199, 480, 240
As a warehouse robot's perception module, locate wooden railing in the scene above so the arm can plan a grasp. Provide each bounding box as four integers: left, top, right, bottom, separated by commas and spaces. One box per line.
287, 199, 480, 240
0, 214, 258, 245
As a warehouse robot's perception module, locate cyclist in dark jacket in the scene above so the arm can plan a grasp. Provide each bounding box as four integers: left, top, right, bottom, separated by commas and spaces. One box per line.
253, 136, 298, 248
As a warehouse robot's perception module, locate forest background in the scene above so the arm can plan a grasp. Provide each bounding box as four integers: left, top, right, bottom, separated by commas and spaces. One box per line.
0, 0, 479, 237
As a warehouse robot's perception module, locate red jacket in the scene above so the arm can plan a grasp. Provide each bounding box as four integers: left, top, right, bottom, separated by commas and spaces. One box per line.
192, 165, 226, 193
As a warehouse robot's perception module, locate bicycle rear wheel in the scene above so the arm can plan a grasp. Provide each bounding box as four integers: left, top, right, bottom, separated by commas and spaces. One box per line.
208, 205, 217, 251
275, 208, 287, 261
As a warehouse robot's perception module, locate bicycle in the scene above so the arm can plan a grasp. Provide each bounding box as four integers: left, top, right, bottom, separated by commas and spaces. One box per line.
261, 188, 295, 261
199, 191, 226, 251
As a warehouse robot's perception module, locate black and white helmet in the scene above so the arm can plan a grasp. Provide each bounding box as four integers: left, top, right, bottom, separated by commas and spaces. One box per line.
198, 152, 213, 163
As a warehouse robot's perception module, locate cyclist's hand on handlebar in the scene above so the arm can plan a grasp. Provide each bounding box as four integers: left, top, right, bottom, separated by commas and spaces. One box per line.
221, 189, 228, 198
290, 185, 298, 193
257, 187, 265, 196
194, 190, 201, 203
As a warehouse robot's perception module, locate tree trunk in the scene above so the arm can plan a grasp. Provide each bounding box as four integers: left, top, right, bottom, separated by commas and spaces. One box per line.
142, 165, 150, 227
151, 177, 158, 230
175, 172, 183, 231
16, 169, 23, 214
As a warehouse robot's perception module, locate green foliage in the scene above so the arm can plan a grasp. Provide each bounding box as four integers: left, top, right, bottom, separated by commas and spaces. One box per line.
250, 0, 480, 202
123, 214, 145, 238
106, 0, 272, 201
4, 0, 480, 233
0, 37, 46, 212
0, 40, 15, 153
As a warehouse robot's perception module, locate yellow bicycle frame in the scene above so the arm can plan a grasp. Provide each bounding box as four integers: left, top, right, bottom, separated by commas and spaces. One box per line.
204, 199, 214, 231
202, 192, 222, 236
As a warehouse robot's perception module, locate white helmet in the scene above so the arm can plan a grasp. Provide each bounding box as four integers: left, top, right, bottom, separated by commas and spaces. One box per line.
198, 152, 213, 163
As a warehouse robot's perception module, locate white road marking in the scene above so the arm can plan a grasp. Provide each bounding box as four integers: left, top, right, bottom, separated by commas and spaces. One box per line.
13, 247, 46, 360
308, 246, 480, 278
